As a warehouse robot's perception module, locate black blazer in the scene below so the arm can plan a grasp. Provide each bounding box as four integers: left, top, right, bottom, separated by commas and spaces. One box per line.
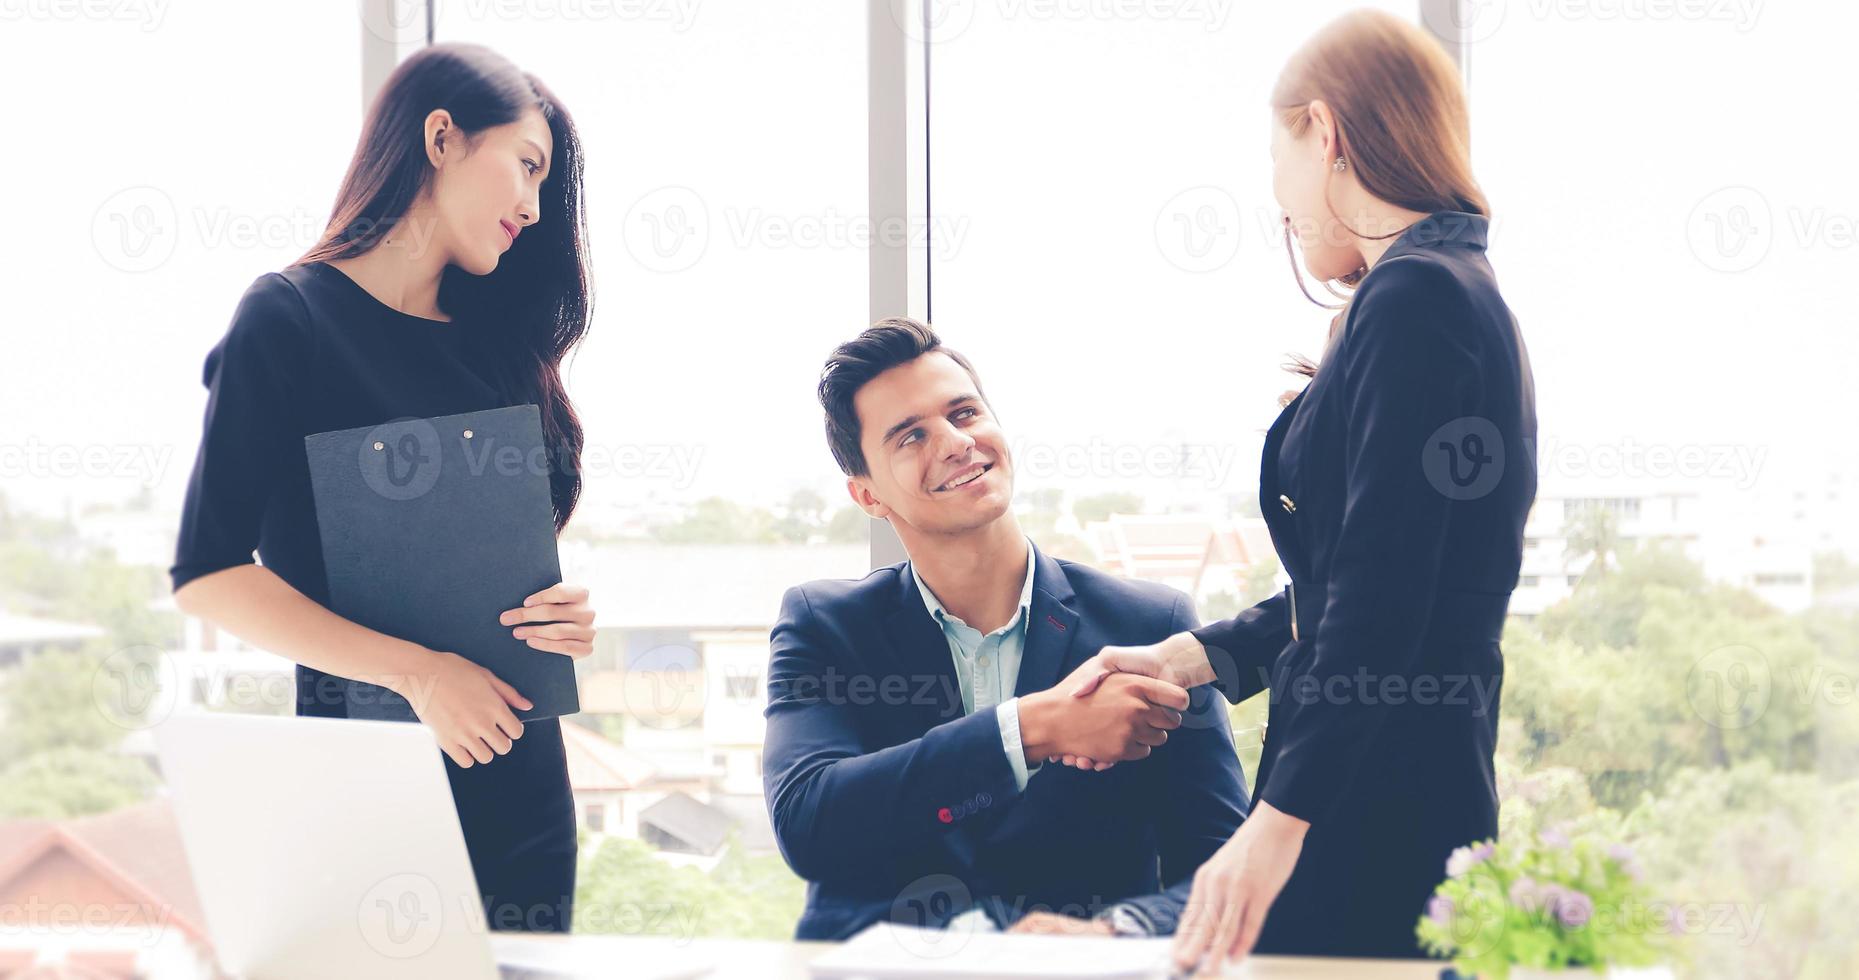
1186, 211, 1536, 957
762, 546, 1250, 940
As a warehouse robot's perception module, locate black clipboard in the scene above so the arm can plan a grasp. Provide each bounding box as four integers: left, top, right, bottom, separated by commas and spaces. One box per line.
304, 404, 580, 722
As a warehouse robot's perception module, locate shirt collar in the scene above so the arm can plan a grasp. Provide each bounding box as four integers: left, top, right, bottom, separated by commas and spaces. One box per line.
1379, 210, 1488, 263
912, 537, 1038, 635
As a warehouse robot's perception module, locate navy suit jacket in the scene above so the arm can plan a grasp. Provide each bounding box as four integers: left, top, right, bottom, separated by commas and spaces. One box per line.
762, 545, 1249, 940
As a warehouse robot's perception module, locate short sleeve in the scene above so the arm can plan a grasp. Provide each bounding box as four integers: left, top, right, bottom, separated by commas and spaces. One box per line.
168, 272, 315, 594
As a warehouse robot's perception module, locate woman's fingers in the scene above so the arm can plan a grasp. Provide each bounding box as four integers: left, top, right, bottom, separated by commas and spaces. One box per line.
1233, 894, 1269, 965
501, 601, 594, 627
1172, 877, 1216, 971
511, 617, 595, 658
523, 581, 589, 608
502, 582, 596, 627
520, 635, 593, 659
444, 744, 474, 768
486, 672, 533, 712
1071, 667, 1113, 698
1205, 891, 1247, 977
513, 621, 596, 643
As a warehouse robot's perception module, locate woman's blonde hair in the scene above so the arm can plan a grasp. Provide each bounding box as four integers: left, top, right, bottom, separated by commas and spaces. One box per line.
1275, 10, 1488, 372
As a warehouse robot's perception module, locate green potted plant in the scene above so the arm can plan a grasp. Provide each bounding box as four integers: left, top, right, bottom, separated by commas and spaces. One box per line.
1416, 829, 1669, 978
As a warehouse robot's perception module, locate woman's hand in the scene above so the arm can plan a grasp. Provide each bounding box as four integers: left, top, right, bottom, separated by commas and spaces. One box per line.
1172, 800, 1309, 975
403, 649, 533, 768
500, 582, 597, 659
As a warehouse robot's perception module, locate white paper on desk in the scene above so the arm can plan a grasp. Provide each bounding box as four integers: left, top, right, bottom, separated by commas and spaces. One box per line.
490, 935, 714, 980
808, 922, 1172, 979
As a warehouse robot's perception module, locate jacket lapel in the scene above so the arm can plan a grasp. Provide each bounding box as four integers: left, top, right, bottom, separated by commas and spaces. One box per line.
1014, 547, 1080, 698
884, 563, 966, 727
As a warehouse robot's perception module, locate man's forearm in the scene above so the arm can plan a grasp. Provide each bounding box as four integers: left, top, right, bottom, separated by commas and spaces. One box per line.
766, 705, 1020, 881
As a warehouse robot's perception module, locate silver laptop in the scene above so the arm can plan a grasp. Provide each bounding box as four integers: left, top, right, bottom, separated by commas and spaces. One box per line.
156, 712, 712, 979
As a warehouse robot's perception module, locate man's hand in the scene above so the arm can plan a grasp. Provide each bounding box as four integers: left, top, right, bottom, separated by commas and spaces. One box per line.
1172, 800, 1308, 976
1046, 632, 1216, 770
1008, 911, 1113, 936
1018, 659, 1188, 768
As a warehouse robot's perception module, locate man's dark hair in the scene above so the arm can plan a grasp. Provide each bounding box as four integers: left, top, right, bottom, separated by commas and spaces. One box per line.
818, 316, 989, 477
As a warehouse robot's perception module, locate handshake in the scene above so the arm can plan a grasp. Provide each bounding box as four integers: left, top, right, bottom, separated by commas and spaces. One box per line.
1018, 631, 1218, 772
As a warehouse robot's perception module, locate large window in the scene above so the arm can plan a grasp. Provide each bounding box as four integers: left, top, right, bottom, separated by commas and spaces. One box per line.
0, 1, 1852, 971
432, 0, 872, 938
923, 0, 1419, 777
435, 3, 871, 534
1462, 5, 1859, 975
929, 1, 1415, 535
1, 3, 361, 515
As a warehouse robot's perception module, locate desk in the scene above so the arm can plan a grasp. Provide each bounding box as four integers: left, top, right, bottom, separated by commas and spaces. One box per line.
495, 933, 1448, 979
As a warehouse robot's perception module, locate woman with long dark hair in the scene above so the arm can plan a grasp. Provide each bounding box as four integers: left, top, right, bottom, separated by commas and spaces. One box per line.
1067, 10, 1538, 971
169, 43, 595, 933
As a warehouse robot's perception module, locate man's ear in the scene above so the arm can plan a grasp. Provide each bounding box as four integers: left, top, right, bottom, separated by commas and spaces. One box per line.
846, 476, 892, 521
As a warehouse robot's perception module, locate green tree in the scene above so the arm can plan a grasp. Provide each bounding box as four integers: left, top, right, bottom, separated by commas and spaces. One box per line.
1, 647, 125, 757
0, 747, 156, 820
824, 505, 868, 543
651, 498, 778, 544
1562, 503, 1621, 587
1536, 541, 1707, 650
1488, 546, 1859, 978
772, 489, 829, 544
574, 833, 804, 940
1072, 492, 1144, 527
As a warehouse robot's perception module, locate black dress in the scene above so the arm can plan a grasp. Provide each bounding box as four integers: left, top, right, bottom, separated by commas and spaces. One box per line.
1188, 211, 1536, 957
169, 260, 578, 932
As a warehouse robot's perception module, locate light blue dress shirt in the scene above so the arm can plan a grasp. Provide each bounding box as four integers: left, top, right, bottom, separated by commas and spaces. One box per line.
914, 540, 1152, 937
910, 537, 1043, 792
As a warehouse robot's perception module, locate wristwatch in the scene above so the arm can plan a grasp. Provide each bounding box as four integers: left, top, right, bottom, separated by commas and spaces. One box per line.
1099, 904, 1154, 938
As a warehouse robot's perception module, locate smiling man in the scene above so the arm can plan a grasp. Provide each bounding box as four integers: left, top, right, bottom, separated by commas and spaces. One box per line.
761, 317, 1250, 940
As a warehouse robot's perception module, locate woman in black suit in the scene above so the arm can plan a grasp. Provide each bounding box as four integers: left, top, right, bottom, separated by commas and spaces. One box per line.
1069, 10, 1537, 970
